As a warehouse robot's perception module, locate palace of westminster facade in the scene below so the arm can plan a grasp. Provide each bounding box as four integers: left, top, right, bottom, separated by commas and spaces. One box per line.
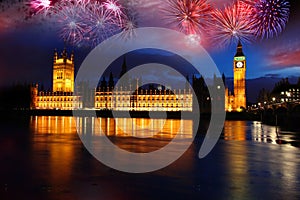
30, 43, 247, 112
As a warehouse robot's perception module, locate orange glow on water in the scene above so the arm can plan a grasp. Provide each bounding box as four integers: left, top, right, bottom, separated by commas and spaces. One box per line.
223, 120, 247, 141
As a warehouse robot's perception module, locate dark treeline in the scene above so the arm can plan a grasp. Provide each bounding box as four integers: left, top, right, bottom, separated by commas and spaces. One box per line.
0, 83, 31, 110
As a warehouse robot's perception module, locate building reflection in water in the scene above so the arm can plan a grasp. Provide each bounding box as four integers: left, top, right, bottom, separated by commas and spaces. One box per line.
30, 116, 193, 186
30, 116, 79, 187
223, 121, 247, 141
250, 121, 278, 144
31, 116, 193, 139
32, 116, 77, 135
223, 121, 281, 145
75, 117, 193, 139
223, 136, 250, 199
28, 117, 300, 198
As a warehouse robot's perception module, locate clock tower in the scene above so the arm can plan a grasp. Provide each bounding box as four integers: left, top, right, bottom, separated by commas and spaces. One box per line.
233, 40, 246, 111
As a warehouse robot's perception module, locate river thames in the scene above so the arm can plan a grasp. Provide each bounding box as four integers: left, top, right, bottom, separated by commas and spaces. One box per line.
0, 116, 299, 199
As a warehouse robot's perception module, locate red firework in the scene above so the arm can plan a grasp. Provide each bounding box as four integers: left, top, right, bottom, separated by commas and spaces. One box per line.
209, 0, 256, 47
163, 0, 212, 35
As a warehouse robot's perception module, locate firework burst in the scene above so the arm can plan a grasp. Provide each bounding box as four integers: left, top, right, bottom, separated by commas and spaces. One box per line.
84, 2, 121, 46
163, 0, 212, 35
1, 0, 139, 47
53, 1, 89, 46
104, 0, 125, 24
209, 0, 256, 47
27, 0, 53, 16
119, 9, 138, 40
246, 0, 290, 39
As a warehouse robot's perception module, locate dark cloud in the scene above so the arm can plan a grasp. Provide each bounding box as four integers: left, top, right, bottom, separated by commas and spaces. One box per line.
266, 40, 300, 69
264, 74, 280, 78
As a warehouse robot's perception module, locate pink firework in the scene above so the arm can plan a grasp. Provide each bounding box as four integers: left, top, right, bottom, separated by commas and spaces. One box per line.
29, 0, 52, 15
209, 0, 256, 47
119, 10, 138, 40
244, 0, 290, 39
26, 0, 138, 47
84, 2, 121, 46
104, 0, 125, 24
54, 1, 89, 46
163, 0, 212, 35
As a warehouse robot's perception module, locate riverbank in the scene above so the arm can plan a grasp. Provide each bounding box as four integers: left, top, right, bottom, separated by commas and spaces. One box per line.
0, 109, 261, 121
2, 109, 300, 130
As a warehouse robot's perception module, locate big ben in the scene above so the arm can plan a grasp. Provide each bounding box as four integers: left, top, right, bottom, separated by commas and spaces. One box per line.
233, 40, 246, 111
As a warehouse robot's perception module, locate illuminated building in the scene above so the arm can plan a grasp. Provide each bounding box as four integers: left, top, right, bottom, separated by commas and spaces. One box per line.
279, 88, 300, 102
225, 41, 247, 112
31, 48, 82, 110
52, 48, 74, 93
31, 50, 192, 111
94, 87, 193, 112
268, 78, 300, 103
94, 56, 193, 111
30, 44, 249, 112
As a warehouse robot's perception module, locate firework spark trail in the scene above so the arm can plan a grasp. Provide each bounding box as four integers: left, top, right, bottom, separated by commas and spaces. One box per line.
244, 0, 290, 39
104, 0, 125, 24
163, 0, 212, 35
53, 1, 89, 46
118, 8, 138, 40
209, 0, 256, 47
30, 0, 51, 10
84, 2, 122, 47
27, 0, 55, 16
123, 0, 140, 8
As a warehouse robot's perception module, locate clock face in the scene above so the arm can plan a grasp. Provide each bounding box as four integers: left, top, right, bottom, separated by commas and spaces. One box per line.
236, 61, 244, 68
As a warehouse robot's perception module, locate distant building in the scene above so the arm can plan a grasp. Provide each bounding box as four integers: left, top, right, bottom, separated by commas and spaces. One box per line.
270, 78, 300, 103
225, 41, 247, 112
279, 88, 300, 102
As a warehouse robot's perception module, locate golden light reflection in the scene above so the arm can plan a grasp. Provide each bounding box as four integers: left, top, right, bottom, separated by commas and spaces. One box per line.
223, 140, 250, 198
32, 116, 77, 134
30, 116, 78, 186
223, 122, 250, 198
223, 121, 247, 141
83, 118, 193, 139
31, 116, 193, 159
223, 121, 248, 197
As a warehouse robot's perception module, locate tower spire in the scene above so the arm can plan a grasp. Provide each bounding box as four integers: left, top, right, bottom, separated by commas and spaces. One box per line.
70, 50, 74, 63
54, 48, 58, 62
61, 40, 68, 60
235, 40, 244, 57
120, 55, 127, 78
237, 39, 242, 48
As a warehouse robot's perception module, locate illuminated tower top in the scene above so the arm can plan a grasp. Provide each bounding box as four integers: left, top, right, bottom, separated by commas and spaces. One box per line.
53, 48, 75, 93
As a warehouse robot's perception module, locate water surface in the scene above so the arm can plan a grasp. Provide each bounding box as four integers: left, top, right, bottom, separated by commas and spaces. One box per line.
0, 116, 299, 199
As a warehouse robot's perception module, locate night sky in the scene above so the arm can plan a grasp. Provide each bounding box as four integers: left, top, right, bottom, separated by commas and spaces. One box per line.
0, 0, 300, 92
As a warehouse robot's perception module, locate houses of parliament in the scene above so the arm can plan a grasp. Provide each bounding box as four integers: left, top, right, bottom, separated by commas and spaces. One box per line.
30, 43, 247, 112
